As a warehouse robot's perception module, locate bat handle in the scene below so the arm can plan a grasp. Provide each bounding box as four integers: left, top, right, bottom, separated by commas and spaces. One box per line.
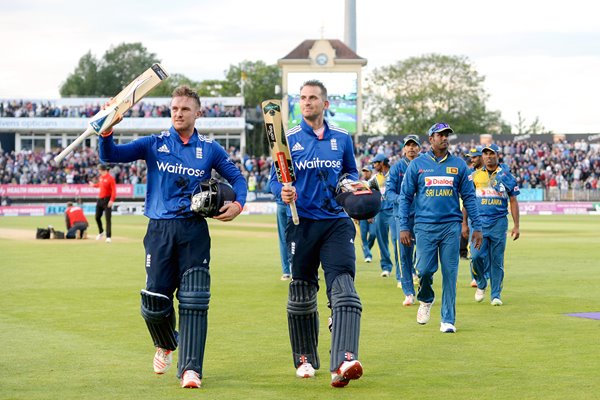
54, 126, 96, 163
289, 200, 300, 225
283, 182, 300, 225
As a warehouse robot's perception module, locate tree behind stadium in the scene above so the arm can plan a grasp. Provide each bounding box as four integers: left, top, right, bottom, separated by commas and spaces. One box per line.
60, 43, 161, 97
366, 54, 511, 135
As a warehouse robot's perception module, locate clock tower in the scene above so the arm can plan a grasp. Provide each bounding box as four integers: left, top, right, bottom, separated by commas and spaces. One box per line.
278, 39, 367, 136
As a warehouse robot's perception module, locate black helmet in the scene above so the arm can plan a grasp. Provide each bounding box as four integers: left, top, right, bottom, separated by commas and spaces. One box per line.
191, 179, 236, 217
335, 174, 381, 220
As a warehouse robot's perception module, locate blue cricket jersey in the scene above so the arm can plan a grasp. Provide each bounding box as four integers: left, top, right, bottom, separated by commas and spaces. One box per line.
399, 150, 481, 231
472, 164, 520, 227
268, 119, 358, 220
387, 157, 414, 219
99, 126, 247, 219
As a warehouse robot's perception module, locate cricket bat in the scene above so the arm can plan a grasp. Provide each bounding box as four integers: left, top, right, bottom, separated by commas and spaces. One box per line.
262, 99, 299, 225
54, 63, 169, 163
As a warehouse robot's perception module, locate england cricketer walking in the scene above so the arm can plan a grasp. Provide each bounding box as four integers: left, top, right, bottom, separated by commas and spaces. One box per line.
399, 122, 482, 333
98, 86, 247, 389
269, 80, 364, 387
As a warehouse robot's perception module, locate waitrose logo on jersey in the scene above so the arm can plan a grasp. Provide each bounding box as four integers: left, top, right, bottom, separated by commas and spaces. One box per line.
156, 161, 206, 177
294, 158, 342, 171
425, 176, 454, 187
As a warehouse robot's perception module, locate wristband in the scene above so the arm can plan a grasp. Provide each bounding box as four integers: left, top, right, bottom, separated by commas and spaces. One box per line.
100, 129, 114, 137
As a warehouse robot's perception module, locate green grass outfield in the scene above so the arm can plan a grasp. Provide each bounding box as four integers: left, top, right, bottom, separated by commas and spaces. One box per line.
1, 214, 599, 399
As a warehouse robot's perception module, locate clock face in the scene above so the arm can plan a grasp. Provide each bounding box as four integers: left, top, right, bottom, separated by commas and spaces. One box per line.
316, 53, 328, 65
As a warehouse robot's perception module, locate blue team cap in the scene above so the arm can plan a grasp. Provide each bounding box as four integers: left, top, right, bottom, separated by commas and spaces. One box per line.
403, 134, 421, 147
371, 154, 388, 164
482, 143, 500, 154
361, 165, 373, 172
427, 122, 453, 136
467, 146, 483, 157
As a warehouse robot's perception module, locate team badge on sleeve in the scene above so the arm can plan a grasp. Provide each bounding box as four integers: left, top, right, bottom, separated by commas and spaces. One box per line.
446, 167, 458, 175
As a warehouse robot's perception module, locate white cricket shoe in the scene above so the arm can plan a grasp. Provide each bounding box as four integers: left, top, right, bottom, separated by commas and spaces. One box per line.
280, 274, 291, 281
440, 322, 457, 333
364, 257, 372, 263
105, 237, 112, 243
380, 270, 390, 278
331, 360, 363, 388
181, 370, 201, 388
295, 362, 315, 378
96, 232, 105, 240
153, 347, 172, 374
491, 298, 503, 306
475, 288, 485, 302
402, 294, 415, 306
416, 301, 433, 324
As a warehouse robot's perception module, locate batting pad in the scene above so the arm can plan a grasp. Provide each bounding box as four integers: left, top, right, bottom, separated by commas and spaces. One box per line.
140, 290, 178, 351
329, 273, 362, 372
287, 280, 320, 369
176, 267, 211, 378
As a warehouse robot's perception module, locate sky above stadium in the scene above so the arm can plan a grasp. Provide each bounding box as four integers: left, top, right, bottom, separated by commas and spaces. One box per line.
1, 0, 598, 133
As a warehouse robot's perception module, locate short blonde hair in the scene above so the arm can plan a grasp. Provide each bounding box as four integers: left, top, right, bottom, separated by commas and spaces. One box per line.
172, 85, 201, 108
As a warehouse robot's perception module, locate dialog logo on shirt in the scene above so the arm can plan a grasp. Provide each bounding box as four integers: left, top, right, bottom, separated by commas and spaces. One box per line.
425, 176, 454, 187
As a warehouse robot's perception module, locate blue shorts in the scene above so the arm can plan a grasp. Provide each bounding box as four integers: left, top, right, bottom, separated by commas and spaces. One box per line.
143, 218, 210, 297
287, 218, 356, 300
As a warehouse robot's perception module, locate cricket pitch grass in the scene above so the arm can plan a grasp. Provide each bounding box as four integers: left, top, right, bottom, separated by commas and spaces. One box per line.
1, 214, 599, 399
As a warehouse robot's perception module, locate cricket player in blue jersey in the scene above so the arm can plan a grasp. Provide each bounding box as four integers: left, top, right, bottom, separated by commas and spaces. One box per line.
371, 154, 396, 277
269, 80, 363, 388
98, 86, 247, 389
399, 122, 482, 333
386, 134, 421, 306
358, 165, 377, 263
469, 143, 520, 306
462, 146, 484, 287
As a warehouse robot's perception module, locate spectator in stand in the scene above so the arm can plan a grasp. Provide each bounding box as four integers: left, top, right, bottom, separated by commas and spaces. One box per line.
91, 164, 116, 243
65, 201, 89, 239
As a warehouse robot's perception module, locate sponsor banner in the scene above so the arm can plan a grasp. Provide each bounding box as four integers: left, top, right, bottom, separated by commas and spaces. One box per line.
242, 202, 277, 215
0, 117, 244, 132
518, 188, 544, 201
0, 184, 134, 198
246, 192, 276, 202
1, 202, 145, 216
0, 205, 46, 216
519, 202, 597, 215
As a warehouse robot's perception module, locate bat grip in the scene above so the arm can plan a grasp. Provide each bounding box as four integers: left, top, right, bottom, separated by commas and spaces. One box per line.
289, 200, 300, 225
283, 182, 300, 225
54, 126, 96, 163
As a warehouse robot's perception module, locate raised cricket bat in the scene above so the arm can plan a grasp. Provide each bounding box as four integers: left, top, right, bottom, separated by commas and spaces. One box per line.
262, 99, 299, 225
54, 63, 169, 163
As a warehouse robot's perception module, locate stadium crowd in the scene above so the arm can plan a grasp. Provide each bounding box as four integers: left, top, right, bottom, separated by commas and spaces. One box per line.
0, 100, 242, 119
1, 137, 599, 192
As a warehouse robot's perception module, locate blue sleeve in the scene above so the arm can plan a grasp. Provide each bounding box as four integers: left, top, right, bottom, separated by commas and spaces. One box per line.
99, 134, 150, 163
505, 172, 520, 197
213, 144, 248, 207
399, 162, 417, 231
342, 134, 359, 180
386, 163, 401, 205
459, 166, 481, 231
268, 164, 283, 198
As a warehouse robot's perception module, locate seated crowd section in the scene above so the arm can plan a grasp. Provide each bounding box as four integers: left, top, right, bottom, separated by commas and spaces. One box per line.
0, 100, 243, 119
1, 137, 598, 193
